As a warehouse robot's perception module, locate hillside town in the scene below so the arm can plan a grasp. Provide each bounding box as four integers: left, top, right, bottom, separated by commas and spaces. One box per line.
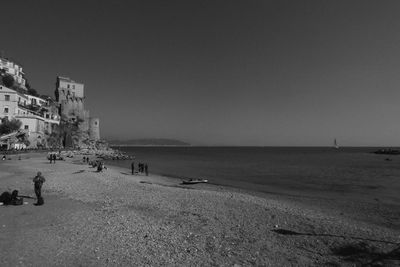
0, 56, 100, 150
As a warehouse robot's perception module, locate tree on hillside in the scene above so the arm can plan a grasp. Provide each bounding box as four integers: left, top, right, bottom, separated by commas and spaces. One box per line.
0, 118, 22, 135
27, 87, 39, 97
1, 74, 15, 88
25, 81, 31, 90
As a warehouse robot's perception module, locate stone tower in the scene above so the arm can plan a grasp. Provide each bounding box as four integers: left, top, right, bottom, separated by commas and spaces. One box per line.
55, 76, 100, 145
55, 76, 86, 124
89, 117, 100, 141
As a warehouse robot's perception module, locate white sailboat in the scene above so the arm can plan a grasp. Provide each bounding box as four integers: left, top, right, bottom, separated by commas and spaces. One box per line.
334, 138, 339, 149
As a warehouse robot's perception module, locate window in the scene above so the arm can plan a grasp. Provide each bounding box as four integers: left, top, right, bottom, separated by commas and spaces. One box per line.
18, 97, 21, 103
67, 84, 70, 89
24, 125, 29, 130
5, 95, 10, 101
4, 107, 9, 113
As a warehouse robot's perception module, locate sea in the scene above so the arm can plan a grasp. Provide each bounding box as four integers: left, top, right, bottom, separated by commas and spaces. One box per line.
106, 146, 400, 207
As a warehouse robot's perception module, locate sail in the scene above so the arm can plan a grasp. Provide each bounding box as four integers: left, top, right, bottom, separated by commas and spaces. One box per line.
334, 139, 339, 149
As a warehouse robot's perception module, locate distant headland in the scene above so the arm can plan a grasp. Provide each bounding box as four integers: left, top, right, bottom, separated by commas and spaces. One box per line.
109, 138, 190, 146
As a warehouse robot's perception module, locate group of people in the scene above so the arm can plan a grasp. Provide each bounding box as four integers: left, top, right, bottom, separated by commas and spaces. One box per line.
131, 162, 149, 176
0, 171, 45, 206
48, 153, 57, 164
88, 159, 107, 172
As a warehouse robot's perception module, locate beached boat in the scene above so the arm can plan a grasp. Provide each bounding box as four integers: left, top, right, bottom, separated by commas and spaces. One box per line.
181, 179, 208, 185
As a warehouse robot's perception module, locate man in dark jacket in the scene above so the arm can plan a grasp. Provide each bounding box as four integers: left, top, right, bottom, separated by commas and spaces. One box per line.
33, 171, 46, 205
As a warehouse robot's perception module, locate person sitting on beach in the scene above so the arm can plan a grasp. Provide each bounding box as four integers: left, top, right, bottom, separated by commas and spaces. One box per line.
97, 162, 103, 172
91, 161, 97, 168
33, 171, 46, 206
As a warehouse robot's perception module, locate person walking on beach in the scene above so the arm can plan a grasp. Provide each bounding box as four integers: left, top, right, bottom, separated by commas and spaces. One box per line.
53, 153, 57, 164
144, 164, 148, 176
33, 171, 45, 206
49, 154, 53, 164
139, 163, 143, 173
131, 161, 135, 175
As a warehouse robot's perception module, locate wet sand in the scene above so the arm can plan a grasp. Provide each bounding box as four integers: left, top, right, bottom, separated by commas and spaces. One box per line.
1, 153, 399, 266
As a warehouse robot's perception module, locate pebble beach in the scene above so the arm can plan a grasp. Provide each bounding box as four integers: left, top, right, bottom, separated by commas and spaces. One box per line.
1, 152, 400, 266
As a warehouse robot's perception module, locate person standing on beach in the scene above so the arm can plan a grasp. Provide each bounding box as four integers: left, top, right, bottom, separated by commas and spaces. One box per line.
33, 171, 45, 205
49, 154, 53, 164
145, 164, 148, 176
53, 153, 57, 164
131, 161, 135, 175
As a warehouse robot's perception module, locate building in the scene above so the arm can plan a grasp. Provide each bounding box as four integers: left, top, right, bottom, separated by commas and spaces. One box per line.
26, 94, 47, 107
0, 130, 28, 150
0, 85, 60, 148
0, 85, 31, 120
14, 114, 46, 148
55, 76, 87, 123
0, 57, 26, 90
55, 76, 100, 141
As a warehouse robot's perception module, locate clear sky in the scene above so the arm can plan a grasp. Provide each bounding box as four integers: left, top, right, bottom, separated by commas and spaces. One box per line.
1, 0, 400, 146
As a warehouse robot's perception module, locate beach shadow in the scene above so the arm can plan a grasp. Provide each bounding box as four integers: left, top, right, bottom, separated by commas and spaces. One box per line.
72, 170, 85, 174
332, 242, 400, 265
272, 229, 400, 265
120, 172, 133, 175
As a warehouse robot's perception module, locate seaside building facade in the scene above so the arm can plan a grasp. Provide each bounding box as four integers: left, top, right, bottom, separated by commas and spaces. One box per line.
0, 57, 27, 90
0, 84, 60, 148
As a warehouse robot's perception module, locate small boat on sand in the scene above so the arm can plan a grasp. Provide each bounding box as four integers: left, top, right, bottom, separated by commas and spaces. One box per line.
181, 179, 208, 185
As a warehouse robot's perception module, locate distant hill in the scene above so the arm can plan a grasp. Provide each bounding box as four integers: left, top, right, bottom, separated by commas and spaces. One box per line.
109, 138, 190, 146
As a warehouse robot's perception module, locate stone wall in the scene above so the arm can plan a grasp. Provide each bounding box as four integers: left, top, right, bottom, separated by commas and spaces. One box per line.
89, 117, 100, 141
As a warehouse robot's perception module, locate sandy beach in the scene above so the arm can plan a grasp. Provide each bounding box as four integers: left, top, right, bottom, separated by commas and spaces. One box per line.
1, 153, 399, 266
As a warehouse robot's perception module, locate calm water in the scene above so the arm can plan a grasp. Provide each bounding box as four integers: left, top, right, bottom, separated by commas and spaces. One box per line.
107, 147, 400, 205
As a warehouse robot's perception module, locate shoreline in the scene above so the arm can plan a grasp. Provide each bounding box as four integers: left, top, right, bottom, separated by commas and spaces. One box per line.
1, 152, 400, 266
105, 156, 400, 232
